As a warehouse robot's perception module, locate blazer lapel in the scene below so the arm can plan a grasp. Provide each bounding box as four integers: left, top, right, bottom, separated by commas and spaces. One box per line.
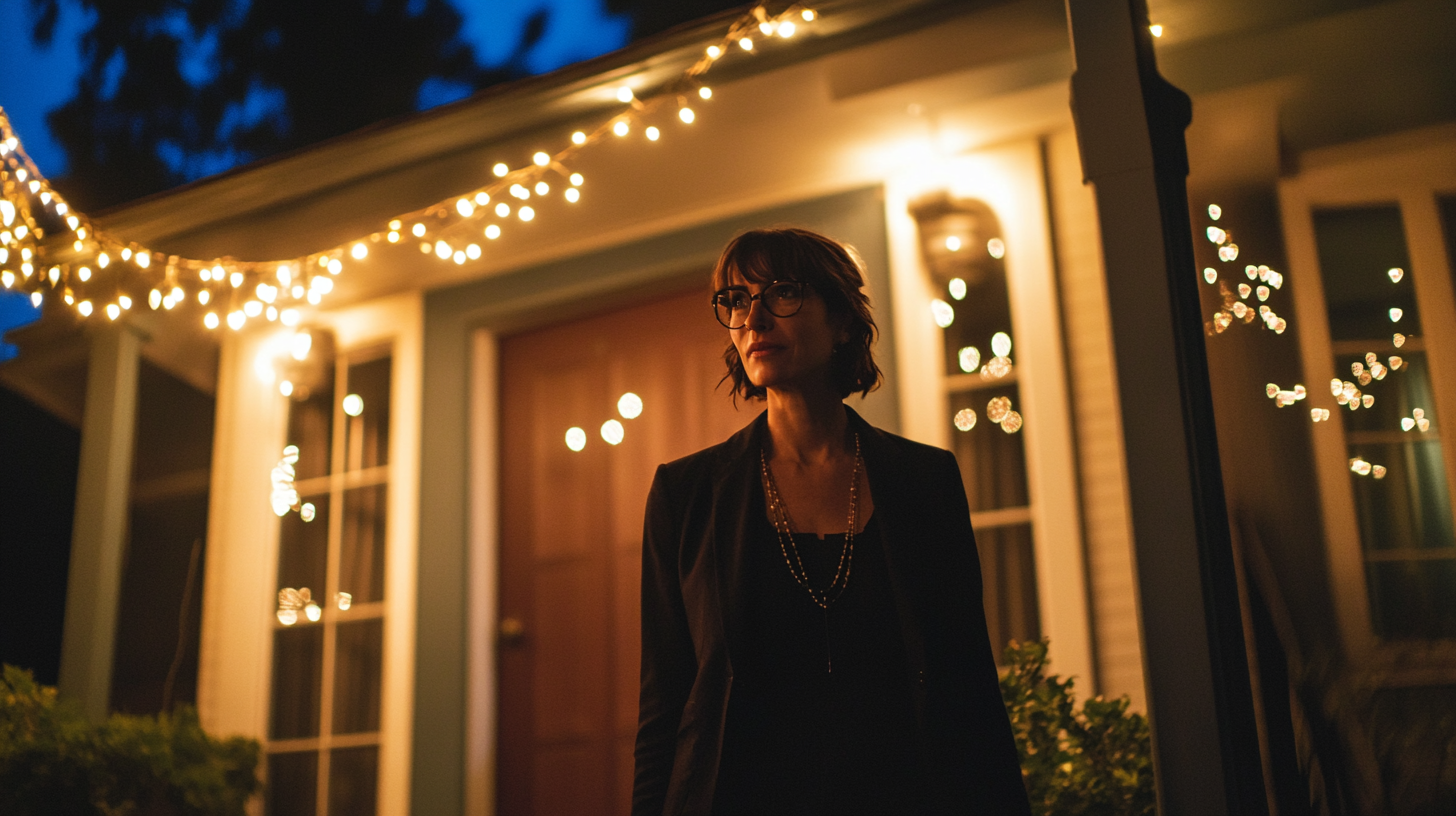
707, 410, 769, 679
849, 409, 930, 709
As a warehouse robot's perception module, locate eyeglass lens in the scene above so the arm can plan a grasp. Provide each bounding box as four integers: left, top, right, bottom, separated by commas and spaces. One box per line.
714, 282, 804, 327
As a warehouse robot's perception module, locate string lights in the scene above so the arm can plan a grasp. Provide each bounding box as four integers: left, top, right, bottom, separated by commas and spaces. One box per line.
1203, 203, 1434, 488
0, 5, 817, 335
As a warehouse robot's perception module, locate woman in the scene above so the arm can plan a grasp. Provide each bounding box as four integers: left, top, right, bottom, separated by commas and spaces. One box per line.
633, 228, 1028, 816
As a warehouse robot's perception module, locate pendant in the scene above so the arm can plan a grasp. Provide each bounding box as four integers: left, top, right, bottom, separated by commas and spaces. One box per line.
825, 608, 832, 673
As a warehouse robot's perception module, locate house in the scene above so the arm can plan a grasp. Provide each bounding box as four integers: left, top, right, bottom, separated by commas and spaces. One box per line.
3, 0, 1454, 812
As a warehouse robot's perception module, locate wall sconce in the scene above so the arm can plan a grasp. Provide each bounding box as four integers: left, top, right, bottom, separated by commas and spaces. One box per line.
907, 190, 1004, 291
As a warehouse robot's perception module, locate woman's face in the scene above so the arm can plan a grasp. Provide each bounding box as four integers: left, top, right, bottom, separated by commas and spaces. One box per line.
727, 269, 845, 395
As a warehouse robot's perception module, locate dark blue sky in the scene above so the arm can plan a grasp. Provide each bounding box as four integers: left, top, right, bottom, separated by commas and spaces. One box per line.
0, 0, 634, 353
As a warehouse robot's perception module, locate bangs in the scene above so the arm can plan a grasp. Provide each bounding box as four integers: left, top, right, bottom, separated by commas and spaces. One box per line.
711, 232, 802, 291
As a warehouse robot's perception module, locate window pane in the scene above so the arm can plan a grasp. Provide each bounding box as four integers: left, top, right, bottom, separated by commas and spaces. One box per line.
271, 626, 323, 739
1367, 559, 1456, 640
278, 493, 329, 596
1313, 205, 1419, 340
287, 366, 335, 481
1350, 439, 1456, 555
949, 385, 1030, 512
340, 485, 387, 604
266, 751, 318, 816
344, 357, 391, 471
1341, 350, 1454, 553
333, 618, 383, 734
940, 270, 1013, 379
976, 523, 1040, 660
328, 746, 379, 816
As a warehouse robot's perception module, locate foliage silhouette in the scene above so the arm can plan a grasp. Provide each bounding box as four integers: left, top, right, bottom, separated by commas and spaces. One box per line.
0, 664, 260, 815
24, 0, 527, 210
999, 639, 1156, 816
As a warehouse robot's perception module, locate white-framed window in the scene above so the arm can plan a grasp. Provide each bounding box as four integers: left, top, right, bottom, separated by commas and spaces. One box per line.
885, 141, 1094, 688
267, 347, 393, 815
909, 191, 1040, 653
1280, 125, 1456, 665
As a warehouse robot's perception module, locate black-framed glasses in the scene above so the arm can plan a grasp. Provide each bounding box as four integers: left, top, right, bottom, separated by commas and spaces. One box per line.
712, 281, 808, 329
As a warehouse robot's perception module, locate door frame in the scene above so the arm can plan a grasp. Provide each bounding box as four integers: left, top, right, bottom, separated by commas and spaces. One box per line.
416, 187, 899, 814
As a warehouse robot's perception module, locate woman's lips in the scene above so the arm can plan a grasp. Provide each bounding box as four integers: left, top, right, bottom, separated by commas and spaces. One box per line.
746, 342, 783, 359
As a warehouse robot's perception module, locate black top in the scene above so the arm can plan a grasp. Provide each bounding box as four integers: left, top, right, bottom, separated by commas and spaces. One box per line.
711, 495, 922, 815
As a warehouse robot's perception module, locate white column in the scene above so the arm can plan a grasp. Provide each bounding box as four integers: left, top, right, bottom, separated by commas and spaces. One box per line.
196, 330, 288, 741
59, 323, 142, 722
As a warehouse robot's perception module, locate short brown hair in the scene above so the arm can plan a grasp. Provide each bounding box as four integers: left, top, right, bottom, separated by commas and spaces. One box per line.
711, 228, 882, 401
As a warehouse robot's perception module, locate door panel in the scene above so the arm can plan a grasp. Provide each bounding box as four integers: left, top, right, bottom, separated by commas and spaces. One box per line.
498, 286, 747, 816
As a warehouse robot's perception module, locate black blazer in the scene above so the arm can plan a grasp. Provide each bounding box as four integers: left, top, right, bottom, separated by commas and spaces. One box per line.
633, 407, 1030, 816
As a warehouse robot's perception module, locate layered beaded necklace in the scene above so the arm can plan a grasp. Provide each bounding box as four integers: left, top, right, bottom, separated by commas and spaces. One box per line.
759, 433, 862, 672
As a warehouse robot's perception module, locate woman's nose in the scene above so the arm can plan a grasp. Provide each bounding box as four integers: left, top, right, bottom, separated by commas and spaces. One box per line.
745, 297, 773, 331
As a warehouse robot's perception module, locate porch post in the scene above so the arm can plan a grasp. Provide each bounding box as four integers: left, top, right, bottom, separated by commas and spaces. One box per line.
1064, 1, 1266, 812
58, 322, 142, 722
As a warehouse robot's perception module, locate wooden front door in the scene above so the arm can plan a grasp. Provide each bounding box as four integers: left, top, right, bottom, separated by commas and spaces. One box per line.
498, 287, 747, 816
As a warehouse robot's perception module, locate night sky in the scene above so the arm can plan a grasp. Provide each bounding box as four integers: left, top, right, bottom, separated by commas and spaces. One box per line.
0, 0, 635, 351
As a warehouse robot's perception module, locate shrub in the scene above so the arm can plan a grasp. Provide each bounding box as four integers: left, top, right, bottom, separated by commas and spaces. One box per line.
0, 665, 260, 815
1000, 639, 1156, 816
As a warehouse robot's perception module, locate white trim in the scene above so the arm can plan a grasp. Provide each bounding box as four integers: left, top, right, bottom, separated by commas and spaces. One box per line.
197, 331, 289, 742
317, 292, 424, 814
466, 330, 501, 816
196, 330, 290, 816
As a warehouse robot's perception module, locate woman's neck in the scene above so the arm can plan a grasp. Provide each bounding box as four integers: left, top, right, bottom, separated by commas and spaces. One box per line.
764, 383, 849, 466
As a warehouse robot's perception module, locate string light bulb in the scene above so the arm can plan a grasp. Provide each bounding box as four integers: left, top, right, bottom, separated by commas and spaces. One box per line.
572, 131, 586, 145
533, 151, 550, 166
617, 87, 634, 103
679, 107, 696, 124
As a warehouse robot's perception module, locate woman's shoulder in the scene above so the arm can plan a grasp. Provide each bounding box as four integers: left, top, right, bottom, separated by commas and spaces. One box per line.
654, 411, 765, 485
849, 409, 958, 471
